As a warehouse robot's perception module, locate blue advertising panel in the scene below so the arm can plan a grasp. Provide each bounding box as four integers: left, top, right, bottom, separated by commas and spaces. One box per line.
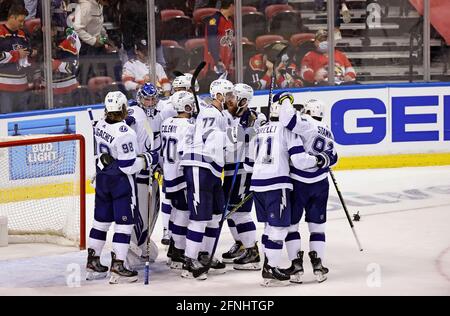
7, 117, 77, 181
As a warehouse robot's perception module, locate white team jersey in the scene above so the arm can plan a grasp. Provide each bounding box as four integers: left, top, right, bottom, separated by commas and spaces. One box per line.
249, 121, 317, 192
279, 102, 338, 183
222, 109, 267, 177
223, 110, 243, 176
142, 100, 177, 153
122, 59, 171, 93
160, 117, 194, 193
94, 118, 143, 175
181, 103, 229, 178
127, 105, 152, 154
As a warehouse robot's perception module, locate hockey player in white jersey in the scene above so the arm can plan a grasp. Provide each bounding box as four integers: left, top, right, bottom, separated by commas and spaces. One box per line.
86, 91, 159, 284
130, 83, 177, 247
124, 97, 160, 267
160, 91, 196, 269
180, 79, 236, 279
221, 83, 265, 270
276, 92, 338, 283
246, 96, 324, 286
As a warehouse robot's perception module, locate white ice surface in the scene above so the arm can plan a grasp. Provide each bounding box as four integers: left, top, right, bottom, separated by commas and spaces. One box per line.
0, 166, 449, 296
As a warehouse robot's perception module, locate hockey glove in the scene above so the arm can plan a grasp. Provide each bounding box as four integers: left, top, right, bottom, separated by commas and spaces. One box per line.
125, 115, 136, 127
239, 108, 252, 129
138, 150, 159, 170
273, 91, 294, 105
100, 153, 115, 167
316, 152, 331, 169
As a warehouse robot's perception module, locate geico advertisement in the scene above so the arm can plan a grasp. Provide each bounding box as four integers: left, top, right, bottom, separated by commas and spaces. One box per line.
251, 86, 450, 156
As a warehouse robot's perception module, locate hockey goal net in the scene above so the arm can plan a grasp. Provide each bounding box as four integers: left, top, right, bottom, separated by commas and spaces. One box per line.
0, 134, 86, 249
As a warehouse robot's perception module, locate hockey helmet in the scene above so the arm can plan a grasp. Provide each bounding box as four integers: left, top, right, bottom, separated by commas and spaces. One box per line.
171, 91, 195, 114
209, 79, 235, 101
105, 91, 128, 113
137, 82, 159, 108
172, 74, 199, 92
304, 99, 325, 119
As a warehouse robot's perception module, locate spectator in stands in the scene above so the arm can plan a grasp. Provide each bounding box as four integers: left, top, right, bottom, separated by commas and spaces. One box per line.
35, 21, 79, 108
204, 0, 234, 78
300, 29, 356, 86
24, 0, 37, 19
122, 39, 171, 97
0, 4, 32, 114
245, 48, 302, 91
116, 0, 166, 66
245, 52, 274, 90
276, 51, 303, 89
73, 0, 115, 56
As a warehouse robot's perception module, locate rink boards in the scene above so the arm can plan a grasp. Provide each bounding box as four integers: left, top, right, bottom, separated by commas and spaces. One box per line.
0, 82, 449, 201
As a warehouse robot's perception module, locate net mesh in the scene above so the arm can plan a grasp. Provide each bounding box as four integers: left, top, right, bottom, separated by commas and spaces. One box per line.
0, 135, 81, 246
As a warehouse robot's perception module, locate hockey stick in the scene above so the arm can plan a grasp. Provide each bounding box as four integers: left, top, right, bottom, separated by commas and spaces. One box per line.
329, 170, 363, 252
87, 108, 98, 186
142, 118, 157, 285
264, 44, 289, 122
205, 142, 247, 271
224, 192, 253, 220
173, 70, 184, 77
191, 61, 206, 115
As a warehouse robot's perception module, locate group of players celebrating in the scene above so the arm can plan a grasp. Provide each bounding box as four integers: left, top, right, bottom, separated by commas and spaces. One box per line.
85, 73, 338, 287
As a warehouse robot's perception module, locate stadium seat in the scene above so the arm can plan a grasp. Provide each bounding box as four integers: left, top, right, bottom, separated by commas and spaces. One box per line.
193, 8, 219, 25
161, 16, 194, 42
161, 9, 186, 22
185, 38, 206, 71
163, 45, 189, 76
255, 35, 285, 51
242, 12, 267, 42
242, 6, 257, 14
290, 33, 315, 48
243, 0, 260, 7
269, 10, 303, 39
161, 40, 181, 48
265, 4, 293, 20
242, 38, 257, 66
184, 38, 206, 52
296, 39, 316, 63
87, 76, 113, 94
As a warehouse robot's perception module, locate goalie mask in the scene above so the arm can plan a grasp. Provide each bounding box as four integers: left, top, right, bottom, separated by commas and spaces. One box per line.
137, 82, 159, 109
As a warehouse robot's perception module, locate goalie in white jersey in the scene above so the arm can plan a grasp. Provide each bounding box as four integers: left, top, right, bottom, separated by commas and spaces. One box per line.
86, 91, 158, 284
246, 96, 326, 287
160, 91, 196, 269
277, 92, 338, 283
128, 82, 177, 247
